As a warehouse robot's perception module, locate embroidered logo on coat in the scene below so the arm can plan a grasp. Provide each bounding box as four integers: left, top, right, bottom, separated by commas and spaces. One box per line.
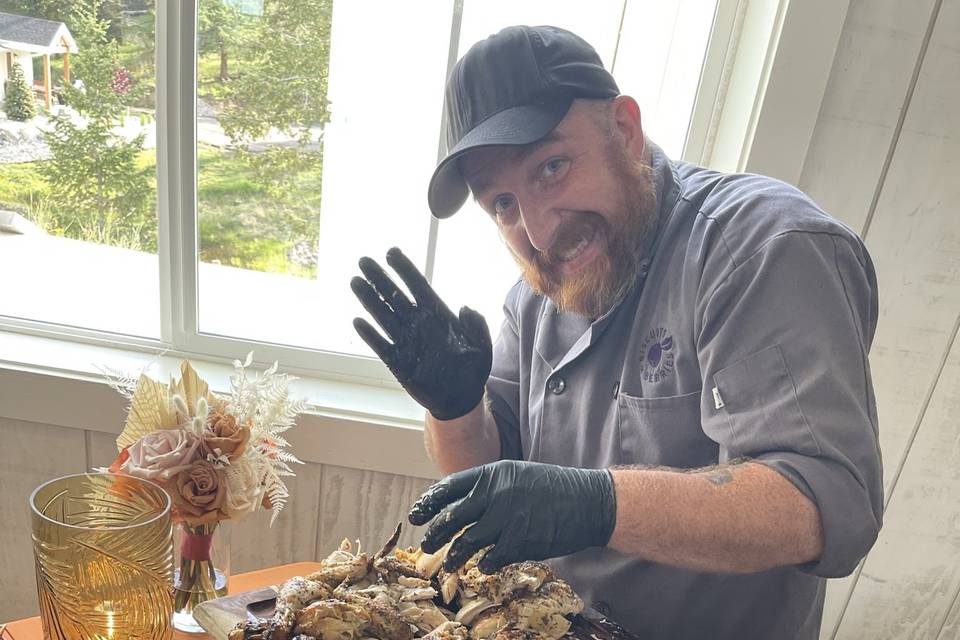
640, 327, 675, 383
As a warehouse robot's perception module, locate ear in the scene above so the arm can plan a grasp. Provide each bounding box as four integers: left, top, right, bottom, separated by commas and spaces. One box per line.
611, 95, 645, 159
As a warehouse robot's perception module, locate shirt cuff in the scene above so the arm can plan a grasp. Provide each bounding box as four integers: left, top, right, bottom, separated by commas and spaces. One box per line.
754, 451, 882, 577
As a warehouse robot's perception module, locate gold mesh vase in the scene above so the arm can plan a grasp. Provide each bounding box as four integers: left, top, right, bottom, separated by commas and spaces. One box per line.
30, 473, 174, 640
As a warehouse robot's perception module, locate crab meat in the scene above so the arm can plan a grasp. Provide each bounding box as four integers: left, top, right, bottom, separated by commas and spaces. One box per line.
468, 607, 509, 640
460, 562, 554, 604
439, 568, 460, 605
455, 597, 497, 625
307, 550, 370, 588
293, 594, 415, 640
294, 599, 370, 640
467, 581, 583, 640
399, 600, 456, 634
422, 621, 471, 640
339, 592, 415, 640
490, 630, 545, 640
271, 576, 334, 637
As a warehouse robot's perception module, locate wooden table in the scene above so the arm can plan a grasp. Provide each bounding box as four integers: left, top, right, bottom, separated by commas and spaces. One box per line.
1, 561, 322, 639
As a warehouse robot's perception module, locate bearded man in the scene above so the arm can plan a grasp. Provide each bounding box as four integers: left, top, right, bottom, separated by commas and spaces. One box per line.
350, 25, 882, 640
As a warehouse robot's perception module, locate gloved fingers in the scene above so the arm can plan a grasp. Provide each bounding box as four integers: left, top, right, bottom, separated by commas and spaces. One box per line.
443, 517, 501, 572
458, 306, 492, 352
351, 276, 402, 340
409, 466, 481, 526
477, 512, 531, 574
386, 247, 451, 315
358, 256, 414, 315
419, 491, 488, 555
352, 317, 397, 367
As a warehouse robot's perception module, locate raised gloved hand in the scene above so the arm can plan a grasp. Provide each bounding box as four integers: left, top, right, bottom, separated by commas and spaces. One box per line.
409, 460, 617, 573
350, 247, 492, 421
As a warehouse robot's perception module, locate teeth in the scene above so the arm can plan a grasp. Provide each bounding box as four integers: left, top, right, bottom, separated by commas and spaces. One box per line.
556, 226, 596, 262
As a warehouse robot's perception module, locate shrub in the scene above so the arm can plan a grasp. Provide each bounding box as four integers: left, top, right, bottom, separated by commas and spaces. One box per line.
3, 61, 37, 121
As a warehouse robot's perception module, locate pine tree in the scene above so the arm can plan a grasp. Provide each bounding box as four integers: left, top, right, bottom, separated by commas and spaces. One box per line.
42, 0, 153, 250
3, 61, 37, 121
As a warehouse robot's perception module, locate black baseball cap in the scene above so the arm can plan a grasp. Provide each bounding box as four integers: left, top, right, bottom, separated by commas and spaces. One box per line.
428, 25, 620, 219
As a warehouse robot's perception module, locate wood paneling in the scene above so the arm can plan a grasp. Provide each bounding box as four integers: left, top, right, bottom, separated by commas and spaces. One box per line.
833, 317, 959, 638
798, 0, 938, 232
231, 461, 324, 574
863, 0, 959, 497
85, 429, 120, 469
819, 0, 960, 637
316, 464, 433, 558
0, 418, 88, 621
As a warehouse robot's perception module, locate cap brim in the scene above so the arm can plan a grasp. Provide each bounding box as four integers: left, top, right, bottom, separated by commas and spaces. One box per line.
428, 97, 574, 219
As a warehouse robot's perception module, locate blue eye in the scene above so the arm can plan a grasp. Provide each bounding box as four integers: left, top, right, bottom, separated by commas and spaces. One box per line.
541, 158, 568, 181
493, 194, 515, 216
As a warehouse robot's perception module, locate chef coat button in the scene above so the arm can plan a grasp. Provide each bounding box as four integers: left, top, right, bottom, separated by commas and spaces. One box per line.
594, 600, 612, 617
613, 381, 620, 397
547, 377, 566, 395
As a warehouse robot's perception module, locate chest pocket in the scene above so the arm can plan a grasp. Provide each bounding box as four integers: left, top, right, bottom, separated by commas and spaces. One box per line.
617, 390, 719, 468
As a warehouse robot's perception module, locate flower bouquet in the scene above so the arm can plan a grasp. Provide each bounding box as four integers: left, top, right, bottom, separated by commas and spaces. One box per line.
104, 354, 303, 631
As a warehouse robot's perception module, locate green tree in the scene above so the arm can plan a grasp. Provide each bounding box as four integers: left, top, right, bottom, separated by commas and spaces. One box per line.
218, 0, 333, 145
41, 0, 154, 250
0, 0, 66, 20
215, 0, 333, 222
199, 0, 244, 81
0, 0, 122, 35
3, 61, 36, 121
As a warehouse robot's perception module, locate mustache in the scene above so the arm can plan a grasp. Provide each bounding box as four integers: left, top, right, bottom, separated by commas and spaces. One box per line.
530, 214, 602, 271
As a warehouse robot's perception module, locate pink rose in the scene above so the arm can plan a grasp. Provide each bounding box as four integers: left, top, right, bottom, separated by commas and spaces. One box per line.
121, 430, 202, 482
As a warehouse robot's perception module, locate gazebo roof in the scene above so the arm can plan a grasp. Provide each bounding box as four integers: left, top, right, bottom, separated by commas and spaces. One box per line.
0, 11, 78, 55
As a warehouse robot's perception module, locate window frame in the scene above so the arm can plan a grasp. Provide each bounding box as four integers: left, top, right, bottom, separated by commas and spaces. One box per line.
0, 0, 848, 387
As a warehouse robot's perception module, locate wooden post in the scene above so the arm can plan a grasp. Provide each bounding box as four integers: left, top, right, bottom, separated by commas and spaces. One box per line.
63, 48, 71, 85
43, 54, 51, 110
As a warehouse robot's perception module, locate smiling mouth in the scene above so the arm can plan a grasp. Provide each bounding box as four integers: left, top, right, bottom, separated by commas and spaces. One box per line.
554, 224, 598, 263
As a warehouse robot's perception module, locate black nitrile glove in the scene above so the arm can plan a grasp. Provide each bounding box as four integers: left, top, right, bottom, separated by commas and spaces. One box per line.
351, 247, 492, 421
409, 460, 618, 574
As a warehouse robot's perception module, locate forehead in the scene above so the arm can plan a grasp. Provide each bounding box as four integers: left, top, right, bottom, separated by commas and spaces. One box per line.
459, 146, 525, 194
459, 101, 602, 195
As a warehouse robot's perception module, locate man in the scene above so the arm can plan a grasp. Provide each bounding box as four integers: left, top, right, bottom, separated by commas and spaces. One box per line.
350, 25, 882, 639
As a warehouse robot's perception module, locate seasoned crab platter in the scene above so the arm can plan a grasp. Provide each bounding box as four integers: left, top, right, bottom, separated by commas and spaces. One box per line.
193, 523, 639, 640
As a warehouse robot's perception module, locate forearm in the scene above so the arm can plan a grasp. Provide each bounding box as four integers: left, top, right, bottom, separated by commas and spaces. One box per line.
608, 462, 823, 573
424, 394, 500, 475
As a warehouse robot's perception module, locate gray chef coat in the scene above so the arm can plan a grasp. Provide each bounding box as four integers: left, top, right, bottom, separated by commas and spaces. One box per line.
484, 143, 883, 640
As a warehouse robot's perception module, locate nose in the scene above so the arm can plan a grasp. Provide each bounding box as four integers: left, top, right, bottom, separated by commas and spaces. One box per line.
517, 197, 561, 254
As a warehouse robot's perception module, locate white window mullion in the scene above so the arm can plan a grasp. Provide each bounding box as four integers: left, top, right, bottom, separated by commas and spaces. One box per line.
682, 0, 742, 165
156, 0, 175, 345
424, 0, 465, 285
158, 0, 200, 353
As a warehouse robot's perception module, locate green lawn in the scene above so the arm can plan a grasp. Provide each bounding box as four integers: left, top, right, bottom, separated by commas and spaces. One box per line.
0, 145, 322, 277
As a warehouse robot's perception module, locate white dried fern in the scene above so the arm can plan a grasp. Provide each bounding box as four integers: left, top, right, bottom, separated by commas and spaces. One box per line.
227, 352, 304, 525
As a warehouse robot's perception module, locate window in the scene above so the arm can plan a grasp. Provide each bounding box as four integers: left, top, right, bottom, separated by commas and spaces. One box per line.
2, 0, 779, 386
0, 2, 159, 338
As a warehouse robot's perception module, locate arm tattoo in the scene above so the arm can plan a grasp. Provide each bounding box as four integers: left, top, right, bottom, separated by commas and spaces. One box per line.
703, 467, 735, 486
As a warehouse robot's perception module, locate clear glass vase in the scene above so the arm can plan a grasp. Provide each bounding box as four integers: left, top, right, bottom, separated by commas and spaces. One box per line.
172, 520, 231, 633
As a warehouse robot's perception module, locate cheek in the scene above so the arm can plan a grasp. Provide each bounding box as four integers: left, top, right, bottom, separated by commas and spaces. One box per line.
499, 223, 535, 261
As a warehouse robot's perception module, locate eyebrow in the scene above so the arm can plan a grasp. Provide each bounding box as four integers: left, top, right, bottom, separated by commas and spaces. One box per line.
464, 129, 568, 198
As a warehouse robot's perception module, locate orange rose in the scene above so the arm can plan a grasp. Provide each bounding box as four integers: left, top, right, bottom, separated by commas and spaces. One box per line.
170, 460, 226, 525
201, 411, 251, 463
